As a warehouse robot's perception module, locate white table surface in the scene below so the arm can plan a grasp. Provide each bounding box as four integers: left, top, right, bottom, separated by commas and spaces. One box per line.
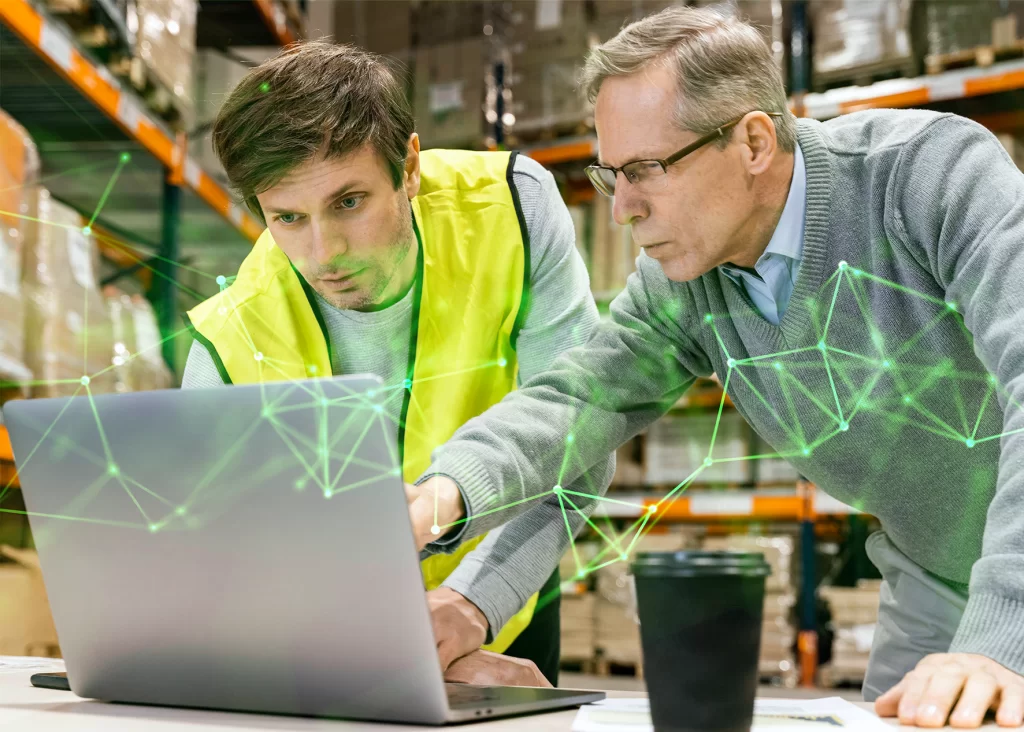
0, 662, 998, 731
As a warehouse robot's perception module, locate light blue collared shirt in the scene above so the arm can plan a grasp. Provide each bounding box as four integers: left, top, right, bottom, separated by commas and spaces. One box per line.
720, 144, 806, 325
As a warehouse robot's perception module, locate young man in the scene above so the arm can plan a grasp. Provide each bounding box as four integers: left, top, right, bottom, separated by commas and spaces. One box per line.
415, 6, 1024, 728
180, 42, 613, 685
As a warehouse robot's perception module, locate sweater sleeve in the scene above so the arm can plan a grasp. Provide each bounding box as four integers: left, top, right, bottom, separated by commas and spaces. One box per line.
889, 114, 1024, 674
420, 248, 711, 543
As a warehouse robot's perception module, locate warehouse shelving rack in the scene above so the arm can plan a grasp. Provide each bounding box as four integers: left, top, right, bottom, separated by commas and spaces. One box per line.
0, 0, 304, 487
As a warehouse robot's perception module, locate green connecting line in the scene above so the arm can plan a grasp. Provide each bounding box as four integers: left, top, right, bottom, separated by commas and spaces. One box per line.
972, 386, 995, 441
556, 493, 584, 574
0, 507, 143, 529
441, 491, 551, 530
820, 350, 845, 425
87, 156, 129, 228
560, 491, 627, 558
0, 385, 83, 501
822, 267, 844, 339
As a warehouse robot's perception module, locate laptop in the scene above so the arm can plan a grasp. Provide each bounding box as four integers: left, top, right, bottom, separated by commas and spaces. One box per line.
2, 375, 604, 724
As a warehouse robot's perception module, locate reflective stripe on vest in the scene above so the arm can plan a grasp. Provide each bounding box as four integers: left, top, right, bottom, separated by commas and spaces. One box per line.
185, 149, 538, 652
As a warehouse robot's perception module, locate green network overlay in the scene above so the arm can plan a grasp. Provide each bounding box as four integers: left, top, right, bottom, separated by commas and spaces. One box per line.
2, 158, 1022, 595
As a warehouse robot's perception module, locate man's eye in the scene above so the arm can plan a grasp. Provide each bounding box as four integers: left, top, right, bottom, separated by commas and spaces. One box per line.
337, 196, 363, 211
276, 213, 299, 225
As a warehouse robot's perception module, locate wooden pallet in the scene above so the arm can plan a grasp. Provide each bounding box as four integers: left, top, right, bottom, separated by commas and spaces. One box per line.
594, 658, 644, 680
925, 41, 1024, 75
559, 658, 599, 675
812, 57, 918, 94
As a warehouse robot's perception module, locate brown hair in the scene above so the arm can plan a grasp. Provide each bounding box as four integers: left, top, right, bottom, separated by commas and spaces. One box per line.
213, 41, 414, 222
581, 6, 796, 152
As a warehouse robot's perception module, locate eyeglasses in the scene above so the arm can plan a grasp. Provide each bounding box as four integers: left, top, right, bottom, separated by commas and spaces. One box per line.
584, 112, 784, 197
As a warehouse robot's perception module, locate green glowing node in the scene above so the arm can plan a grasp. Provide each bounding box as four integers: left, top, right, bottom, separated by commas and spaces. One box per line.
497, 358, 508, 368
216, 275, 227, 287
703, 457, 713, 467
647, 504, 657, 514
430, 524, 441, 536
261, 407, 272, 419
120, 152, 131, 163
294, 479, 306, 491
817, 341, 826, 352
254, 352, 264, 361
882, 360, 891, 369
567, 434, 575, 444
175, 506, 187, 516
773, 361, 783, 371
82, 226, 91, 236
726, 358, 736, 368
320, 398, 329, 407
324, 490, 333, 499
704, 314, 713, 323
838, 261, 848, 270
308, 364, 318, 374
148, 524, 158, 533
107, 463, 119, 476
218, 307, 227, 316
852, 268, 863, 277
903, 395, 912, 404
260, 82, 270, 93
367, 390, 376, 398
839, 421, 849, 432
576, 571, 585, 580
80, 375, 90, 386
802, 447, 811, 456
552, 485, 563, 494
620, 554, 629, 562
966, 439, 975, 448
403, 378, 412, 390
374, 404, 383, 413
947, 301, 957, 311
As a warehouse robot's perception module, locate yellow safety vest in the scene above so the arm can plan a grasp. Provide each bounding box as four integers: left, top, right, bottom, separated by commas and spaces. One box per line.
184, 149, 538, 652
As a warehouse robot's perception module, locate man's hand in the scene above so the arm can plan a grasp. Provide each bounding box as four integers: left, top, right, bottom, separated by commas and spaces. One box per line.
444, 650, 552, 688
428, 587, 488, 671
405, 477, 465, 551
875, 653, 1024, 728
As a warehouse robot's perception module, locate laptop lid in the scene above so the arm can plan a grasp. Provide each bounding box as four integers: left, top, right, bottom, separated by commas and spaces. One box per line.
4, 376, 452, 724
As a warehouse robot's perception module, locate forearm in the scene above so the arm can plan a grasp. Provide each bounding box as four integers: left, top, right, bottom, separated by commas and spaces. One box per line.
441, 453, 614, 639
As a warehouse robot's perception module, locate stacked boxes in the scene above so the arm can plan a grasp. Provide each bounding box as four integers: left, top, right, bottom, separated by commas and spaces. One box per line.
105, 287, 137, 394
820, 580, 882, 686
130, 295, 173, 391
0, 111, 39, 394
508, 1, 592, 133
703, 533, 799, 686
644, 412, 751, 486
22, 190, 117, 398
132, 0, 198, 114
588, 192, 636, 296
560, 590, 597, 662
413, 39, 487, 149
811, 0, 913, 85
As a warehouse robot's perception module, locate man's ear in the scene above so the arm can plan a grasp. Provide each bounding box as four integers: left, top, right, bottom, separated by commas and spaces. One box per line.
736, 112, 778, 176
404, 133, 421, 199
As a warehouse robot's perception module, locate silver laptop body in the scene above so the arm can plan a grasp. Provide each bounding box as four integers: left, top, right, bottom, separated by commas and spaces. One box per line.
3, 376, 603, 724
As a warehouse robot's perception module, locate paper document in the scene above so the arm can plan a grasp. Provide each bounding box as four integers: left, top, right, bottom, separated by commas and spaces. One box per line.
0, 656, 65, 674
573, 696, 890, 732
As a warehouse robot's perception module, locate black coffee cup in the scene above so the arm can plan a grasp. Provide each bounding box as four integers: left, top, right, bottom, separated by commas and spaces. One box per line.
631, 551, 771, 732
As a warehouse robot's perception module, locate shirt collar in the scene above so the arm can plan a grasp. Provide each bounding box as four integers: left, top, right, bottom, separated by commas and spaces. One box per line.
761, 142, 806, 265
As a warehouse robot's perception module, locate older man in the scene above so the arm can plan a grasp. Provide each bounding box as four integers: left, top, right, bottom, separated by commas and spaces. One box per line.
411, 5, 1024, 727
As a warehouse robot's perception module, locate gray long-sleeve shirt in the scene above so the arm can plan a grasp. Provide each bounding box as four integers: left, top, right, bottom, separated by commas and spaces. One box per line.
425, 112, 1024, 675
182, 154, 614, 639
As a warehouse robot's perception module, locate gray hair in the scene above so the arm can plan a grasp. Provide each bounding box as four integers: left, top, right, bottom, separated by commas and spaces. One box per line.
581, 5, 797, 152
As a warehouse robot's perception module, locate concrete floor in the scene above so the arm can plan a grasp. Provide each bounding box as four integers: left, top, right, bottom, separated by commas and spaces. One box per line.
559, 672, 863, 702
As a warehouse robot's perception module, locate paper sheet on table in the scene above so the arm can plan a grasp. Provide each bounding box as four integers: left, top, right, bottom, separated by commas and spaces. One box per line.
0, 656, 65, 674
572, 696, 890, 732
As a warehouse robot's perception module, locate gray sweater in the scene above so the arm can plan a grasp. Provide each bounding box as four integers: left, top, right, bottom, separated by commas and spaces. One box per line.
182, 155, 614, 639
426, 111, 1024, 674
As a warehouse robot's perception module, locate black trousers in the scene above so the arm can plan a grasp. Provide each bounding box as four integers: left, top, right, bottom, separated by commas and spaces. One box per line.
502, 569, 561, 686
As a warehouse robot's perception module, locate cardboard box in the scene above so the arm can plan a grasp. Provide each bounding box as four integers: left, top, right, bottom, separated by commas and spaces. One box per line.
812, 0, 912, 77
0, 110, 40, 391
129, 294, 173, 391
132, 0, 197, 108
0, 546, 60, 657
414, 39, 487, 148
22, 190, 117, 398
644, 412, 751, 485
